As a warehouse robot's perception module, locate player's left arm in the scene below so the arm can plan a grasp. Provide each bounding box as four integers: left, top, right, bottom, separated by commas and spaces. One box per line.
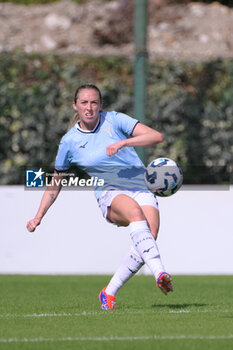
106, 123, 163, 156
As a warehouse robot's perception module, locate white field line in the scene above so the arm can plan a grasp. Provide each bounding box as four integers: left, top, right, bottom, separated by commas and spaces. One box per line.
0, 335, 233, 343
0, 309, 232, 319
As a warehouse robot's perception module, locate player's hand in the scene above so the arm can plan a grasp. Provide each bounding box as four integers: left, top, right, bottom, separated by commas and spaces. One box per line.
106, 141, 124, 156
26, 217, 41, 232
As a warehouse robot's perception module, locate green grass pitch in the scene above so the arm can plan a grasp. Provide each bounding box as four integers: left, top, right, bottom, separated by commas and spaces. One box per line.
0, 275, 232, 350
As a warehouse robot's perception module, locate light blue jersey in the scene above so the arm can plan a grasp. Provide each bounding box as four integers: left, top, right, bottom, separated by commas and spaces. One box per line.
55, 111, 148, 198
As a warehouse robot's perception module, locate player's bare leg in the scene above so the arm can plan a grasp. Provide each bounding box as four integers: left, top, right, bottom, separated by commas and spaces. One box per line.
99, 195, 172, 309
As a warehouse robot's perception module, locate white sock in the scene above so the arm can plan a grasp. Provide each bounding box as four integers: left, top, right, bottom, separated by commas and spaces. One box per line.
129, 220, 165, 278
105, 246, 144, 296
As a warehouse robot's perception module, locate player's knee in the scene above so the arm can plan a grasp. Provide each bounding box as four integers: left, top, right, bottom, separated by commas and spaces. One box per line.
129, 206, 145, 222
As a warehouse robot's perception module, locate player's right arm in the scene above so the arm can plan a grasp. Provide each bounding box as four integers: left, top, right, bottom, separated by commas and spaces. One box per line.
26, 170, 64, 232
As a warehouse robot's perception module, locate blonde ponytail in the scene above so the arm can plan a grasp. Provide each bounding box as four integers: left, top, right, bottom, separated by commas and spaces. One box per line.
67, 112, 79, 132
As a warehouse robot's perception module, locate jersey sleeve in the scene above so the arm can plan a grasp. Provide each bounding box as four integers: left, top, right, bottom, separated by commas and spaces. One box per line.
113, 112, 139, 136
54, 138, 71, 171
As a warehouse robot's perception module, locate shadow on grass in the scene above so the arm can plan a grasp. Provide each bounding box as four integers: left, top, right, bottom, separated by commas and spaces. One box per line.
151, 303, 207, 309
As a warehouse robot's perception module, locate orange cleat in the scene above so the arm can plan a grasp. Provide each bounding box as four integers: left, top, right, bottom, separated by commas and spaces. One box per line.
157, 272, 173, 295
99, 286, 116, 310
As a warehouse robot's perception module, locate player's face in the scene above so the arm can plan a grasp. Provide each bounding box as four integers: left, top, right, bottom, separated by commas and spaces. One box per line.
73, 89, 102, 130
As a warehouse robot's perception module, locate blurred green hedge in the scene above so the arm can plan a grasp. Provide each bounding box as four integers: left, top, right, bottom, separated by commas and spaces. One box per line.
0, 51, 232, 184
147, 59, 233, 185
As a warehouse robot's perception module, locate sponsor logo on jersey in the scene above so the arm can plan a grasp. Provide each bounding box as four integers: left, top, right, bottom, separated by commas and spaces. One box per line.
79, 141, 88, 149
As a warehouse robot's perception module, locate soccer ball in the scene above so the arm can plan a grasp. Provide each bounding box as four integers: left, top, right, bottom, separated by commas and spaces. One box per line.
144, 158, 183, 197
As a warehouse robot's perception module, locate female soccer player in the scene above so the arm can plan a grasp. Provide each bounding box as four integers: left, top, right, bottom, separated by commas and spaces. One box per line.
26, 84, 173, 310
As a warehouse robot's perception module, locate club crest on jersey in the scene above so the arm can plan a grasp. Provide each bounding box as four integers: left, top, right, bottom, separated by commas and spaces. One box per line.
103, 125, 113, 136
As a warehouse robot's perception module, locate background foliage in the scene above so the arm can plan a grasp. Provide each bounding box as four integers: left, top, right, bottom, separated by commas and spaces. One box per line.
0, 51, 232, 184
147, 60, 233, 184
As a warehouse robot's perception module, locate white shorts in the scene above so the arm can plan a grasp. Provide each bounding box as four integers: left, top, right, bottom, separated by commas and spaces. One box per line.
97, 190, 159, 224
